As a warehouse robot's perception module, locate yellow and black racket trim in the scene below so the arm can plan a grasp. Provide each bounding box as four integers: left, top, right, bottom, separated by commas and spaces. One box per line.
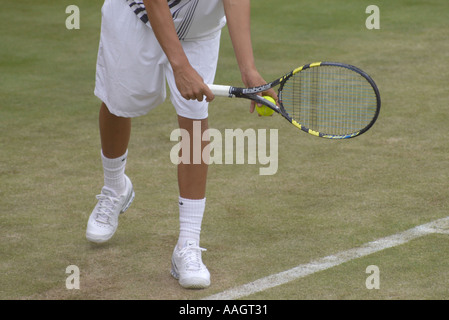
208, 62, 381, 139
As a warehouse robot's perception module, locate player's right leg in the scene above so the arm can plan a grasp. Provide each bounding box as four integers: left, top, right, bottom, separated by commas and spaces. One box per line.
86, 103, 135, 243
86, 0, 166, 243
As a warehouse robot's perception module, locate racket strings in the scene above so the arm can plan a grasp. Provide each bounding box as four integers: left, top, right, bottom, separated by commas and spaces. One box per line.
281, 66, 378, 135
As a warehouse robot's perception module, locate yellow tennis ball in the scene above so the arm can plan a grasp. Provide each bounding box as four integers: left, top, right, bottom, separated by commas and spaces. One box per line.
255, 96, 276, 116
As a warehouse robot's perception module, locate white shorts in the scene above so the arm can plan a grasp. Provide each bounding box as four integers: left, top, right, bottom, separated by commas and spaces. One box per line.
94, 0, 222, 119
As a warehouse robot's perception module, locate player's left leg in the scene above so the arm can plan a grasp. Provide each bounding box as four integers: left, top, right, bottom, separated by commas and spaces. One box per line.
167, 33, 220, 289
171, 115, 211, 289
177, 116, 208, 201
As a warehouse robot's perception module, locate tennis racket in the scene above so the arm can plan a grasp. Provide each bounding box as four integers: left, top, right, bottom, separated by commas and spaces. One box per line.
208, 62, 381, 139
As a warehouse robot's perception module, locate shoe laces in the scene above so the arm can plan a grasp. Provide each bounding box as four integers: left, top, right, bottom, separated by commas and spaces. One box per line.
178, 244, 207, 271
95, 193, 119, 224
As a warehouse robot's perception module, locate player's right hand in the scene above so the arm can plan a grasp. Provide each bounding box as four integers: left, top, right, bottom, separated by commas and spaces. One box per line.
173, 65, 215, 103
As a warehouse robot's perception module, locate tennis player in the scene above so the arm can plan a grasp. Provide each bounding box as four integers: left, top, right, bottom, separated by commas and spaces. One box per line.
86, 0, 276, 289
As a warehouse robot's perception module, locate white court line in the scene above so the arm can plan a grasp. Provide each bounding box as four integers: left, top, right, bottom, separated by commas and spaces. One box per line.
204, 216, 449, 300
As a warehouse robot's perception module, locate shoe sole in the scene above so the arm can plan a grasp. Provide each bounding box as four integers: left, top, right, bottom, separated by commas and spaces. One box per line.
121, 189, 135, 214
86, 189, 135, 243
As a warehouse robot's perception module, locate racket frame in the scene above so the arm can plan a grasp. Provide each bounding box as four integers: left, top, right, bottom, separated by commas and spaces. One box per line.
208, 62, 381, 139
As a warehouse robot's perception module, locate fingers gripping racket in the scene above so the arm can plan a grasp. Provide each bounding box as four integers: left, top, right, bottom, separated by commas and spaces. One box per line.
208, 62, 381, 139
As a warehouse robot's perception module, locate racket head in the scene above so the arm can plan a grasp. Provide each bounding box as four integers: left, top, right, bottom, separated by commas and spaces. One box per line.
278, 62, 381, 139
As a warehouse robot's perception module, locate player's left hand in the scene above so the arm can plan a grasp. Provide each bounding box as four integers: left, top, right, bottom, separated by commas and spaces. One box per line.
241, 69, 278, 113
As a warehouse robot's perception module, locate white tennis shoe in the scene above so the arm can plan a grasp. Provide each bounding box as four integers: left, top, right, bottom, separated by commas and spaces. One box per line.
86, 175, 135, 243
171, 240, 211, 289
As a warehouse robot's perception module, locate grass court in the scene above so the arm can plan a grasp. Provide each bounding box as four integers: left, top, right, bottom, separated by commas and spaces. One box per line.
1, 0, 448, 300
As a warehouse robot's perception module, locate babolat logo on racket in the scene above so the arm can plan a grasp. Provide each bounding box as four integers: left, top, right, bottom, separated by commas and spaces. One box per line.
242, 84, 273, 95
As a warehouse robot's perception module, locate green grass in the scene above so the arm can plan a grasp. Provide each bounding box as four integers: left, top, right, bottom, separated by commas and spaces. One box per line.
1, 0, 448, 300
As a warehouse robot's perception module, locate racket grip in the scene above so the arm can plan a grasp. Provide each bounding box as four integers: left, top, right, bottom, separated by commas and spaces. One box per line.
208, 84, 232, 97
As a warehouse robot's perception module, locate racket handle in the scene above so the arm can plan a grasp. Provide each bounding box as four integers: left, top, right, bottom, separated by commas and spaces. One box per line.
208, 84, 232, 97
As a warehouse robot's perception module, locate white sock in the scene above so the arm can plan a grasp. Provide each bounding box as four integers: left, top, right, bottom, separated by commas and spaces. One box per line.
101, 149, 128, 195
178, 197, 206, 248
